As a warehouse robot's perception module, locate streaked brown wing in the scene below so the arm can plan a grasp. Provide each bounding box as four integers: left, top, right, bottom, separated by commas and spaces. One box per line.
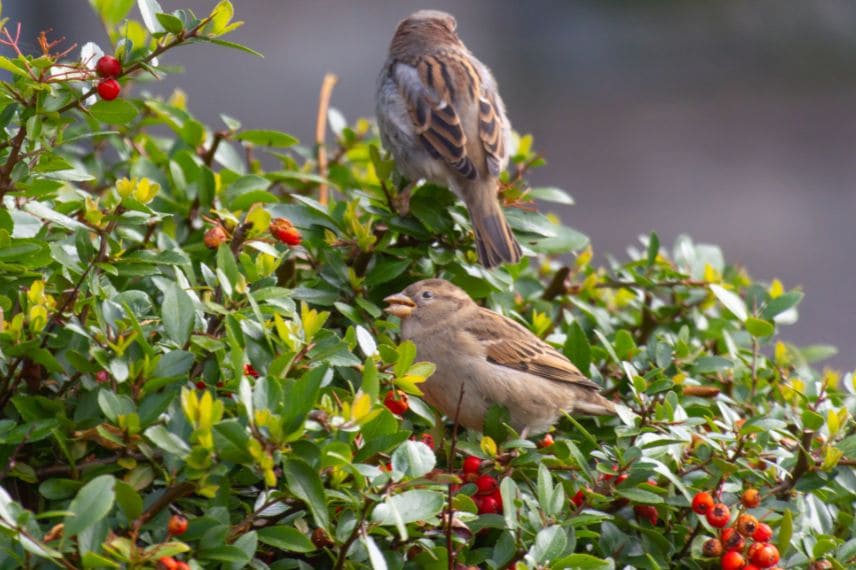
466, 310, 602, 390
392, 56, 476, 179
477, 92, 504, 177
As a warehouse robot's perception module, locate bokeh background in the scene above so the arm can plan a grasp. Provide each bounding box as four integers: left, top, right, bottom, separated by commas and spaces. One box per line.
9, 1, 855, 369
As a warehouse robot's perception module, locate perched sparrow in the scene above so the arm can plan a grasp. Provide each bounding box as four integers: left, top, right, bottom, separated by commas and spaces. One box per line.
384, 279, 616, 434
376, 10, 522, 268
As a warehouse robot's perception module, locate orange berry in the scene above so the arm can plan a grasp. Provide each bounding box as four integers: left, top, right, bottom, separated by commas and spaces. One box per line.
736, 513, 759, 537
720, 550, 746, 570
703, 538, 724, 557
741, 488, 761, 508
537, 433, 554, 448
166, 514, 188, 536
692, 491, 715, 515
203, 225, 228, 249
270, 217, 301, 246
753, 522, 773, 542
749, 543, 779, 568
721, 527, 745, 551
157, 557, 178, 570
706, 503, 731, 528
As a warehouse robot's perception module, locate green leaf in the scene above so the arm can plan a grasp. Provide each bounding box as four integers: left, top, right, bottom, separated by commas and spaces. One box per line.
202, 37, 264, 58
63, 475, 115, 536
551, 553, 613, 570
155, 12, 183, 33
144, 425, 190, 456
257, 526, 316, 553
283, 459, 329, 531
528, 525, 567, 564
371, 490, 444, 525
213, 420, 253, 463
646, 232, 660, 266
89, 0, 135, 26
390, 440, 435, 478
762, 291, 804, 319
114, 481, 143, 520
746, 317, 775, 337
529, 186, 574, 205
710, 284, 748, 321
89, 99, 139, 125
161, 282, 195, 345
615, 488, 663, 504
281, 366, 325, 435
564, 321, 591, 374
236, 129, 298, 147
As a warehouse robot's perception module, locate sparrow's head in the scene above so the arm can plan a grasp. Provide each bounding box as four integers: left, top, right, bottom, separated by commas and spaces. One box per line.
384, 278, 473, 325
390, 10, 460, 52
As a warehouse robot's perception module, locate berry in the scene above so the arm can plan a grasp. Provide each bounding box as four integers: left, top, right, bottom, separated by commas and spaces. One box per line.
721, 527, 745, 552
462, 456, 481, 474
478, 495, 500, 514
634, 504, 658, 525
599, 465, 619, 481
741, 488, 761, 508
475, 474, 498, 496
166, 514, 188, 536
243, 363, 260, 378
537, 433, 554, 448
706, 503, 731, 528
692, 491, 715, 515
419, 433, 435, 450
744, 566, 762, 570
97, 78, 120, 101
571, 489, 585, 507
383, 390, 409, 415
747, 542, 765, 560
95, 55, 122, 78
270, 217, 301, 246
311, 527, 334, 549
736, 513, 759, 537
95, 370, 109, 383
195, 380, 206, 390
703, 538, 723, 557
749, 544, 779, 568
490, 489, 503, 510
720, 550, 746, 570
752, 522, 773, 543
203, 225, 228, 249
157, 557, 178, 570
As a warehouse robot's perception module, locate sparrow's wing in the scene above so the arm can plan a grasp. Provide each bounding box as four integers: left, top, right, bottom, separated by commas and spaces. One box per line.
477, 90, 504, 177
391, 57, 477, 179
466, 310, 602, 390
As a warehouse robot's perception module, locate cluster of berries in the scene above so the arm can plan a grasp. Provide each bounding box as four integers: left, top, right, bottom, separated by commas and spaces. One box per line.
571, 466, 659, 525
692, 489, 782, 569
203, 217, 303, 250
454, 456, 503, 515
156, 515, 189, 569
383, 389, 409, 415
95, 55, 122, 101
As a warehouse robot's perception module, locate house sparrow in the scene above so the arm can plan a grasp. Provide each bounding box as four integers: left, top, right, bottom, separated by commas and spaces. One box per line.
376, 10, 522, 268
384, 279, 616, 434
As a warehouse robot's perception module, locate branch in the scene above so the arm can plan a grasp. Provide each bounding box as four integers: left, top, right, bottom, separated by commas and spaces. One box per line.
0, 121, 28, 200
131, 481, 195, 532
771, 429, 814, 498
314, 73, 337, 206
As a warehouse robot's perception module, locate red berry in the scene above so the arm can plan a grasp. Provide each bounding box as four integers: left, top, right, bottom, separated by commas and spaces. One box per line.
475, 474, 498, 496
747, 542, 765, 561
383, 389, 409, 415
97, 78, 120, 101
95, 370, 109, 383
752, 522, 773, 543
157, 557, 178, 570
721, 550, 746, 570
166, 514, 188, 536
270, 217, 301, 246
692, 491, 715, 515
462, 456, 481, 474
703, 538, 724, 557
615, 473, 629, 485
750, 544, 779, 568
195, 380, 206, 390
478, 495, 500, 514
538, 433, 554, 448
490, 489, 503, 510
634, 504, 658, 525
706, 503, 731, 528
721, 527, 745, 552
243, 363, 260, 378
741, 488, 761, 508
419, 433, 435, 450
95, 55, 122, 78
599, 465, 619, 481
204, 225, 228, 249
744, 566, 761, 570
571, 489, 585, 507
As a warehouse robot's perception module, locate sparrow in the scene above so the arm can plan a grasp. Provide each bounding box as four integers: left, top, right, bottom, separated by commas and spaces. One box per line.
384, 279, 616, 434
376, 10, 522, 268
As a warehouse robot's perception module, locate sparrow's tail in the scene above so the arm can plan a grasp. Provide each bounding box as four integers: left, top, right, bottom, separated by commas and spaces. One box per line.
572, 389, 617, 416
462, 180, 522, 268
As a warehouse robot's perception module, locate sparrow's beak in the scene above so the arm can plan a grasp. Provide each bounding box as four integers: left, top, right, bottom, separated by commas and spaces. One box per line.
384, 293, 415, 318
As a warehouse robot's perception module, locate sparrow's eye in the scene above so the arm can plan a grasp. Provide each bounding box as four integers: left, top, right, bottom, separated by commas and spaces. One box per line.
421, 291, 433, 299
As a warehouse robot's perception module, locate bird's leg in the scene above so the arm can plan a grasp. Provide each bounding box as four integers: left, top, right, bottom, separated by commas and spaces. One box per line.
519, 426, 530, 441
393, 179, 418, 216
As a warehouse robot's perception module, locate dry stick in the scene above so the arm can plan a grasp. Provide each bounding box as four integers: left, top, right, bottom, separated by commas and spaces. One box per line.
445, 384, 466, 570
314, 73, 338, 206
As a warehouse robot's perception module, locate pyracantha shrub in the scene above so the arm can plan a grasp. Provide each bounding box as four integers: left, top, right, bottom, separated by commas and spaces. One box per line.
0, 2, 854, 569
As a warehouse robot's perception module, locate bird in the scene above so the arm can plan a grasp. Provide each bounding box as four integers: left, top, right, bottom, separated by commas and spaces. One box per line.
376, 10, 522, 268
384, 279, 616, 434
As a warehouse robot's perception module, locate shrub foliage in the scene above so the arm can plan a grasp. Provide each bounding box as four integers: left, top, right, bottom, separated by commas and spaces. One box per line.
0, 2, 853, 569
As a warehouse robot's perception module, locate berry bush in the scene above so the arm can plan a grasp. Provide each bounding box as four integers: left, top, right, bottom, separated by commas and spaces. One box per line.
0, 2, 854, 569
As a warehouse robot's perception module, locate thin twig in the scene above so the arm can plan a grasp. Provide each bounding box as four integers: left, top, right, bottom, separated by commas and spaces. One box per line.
314, 73, 338, 206
445, 384, 465, 570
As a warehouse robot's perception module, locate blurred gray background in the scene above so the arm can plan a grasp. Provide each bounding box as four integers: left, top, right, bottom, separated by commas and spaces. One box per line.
10, 1, 855, 369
